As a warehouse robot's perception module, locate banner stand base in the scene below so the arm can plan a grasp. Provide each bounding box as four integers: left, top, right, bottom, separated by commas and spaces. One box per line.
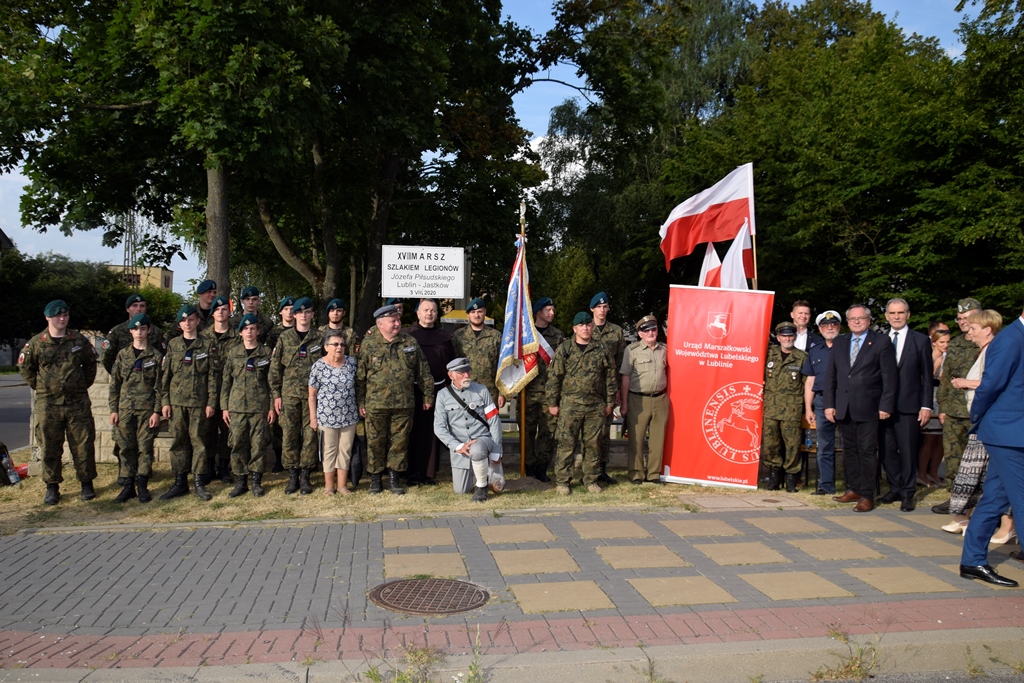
661, 475, 758, 491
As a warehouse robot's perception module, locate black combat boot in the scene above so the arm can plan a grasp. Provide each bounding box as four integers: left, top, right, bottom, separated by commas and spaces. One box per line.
785, 473, 798, 493
284, 468, 300, 495
136, 475, 152, 503
80, 481, 95, 502
250, 472, 264, 497
159, 473, 190, 500
220, 464, 234, 484
44, 483, 60, 506
473, 486, 488, 502
597, 464, 617, 485
763, 468, 781, 491
193, 476, 213, 501
228, 475, 248, 498
299, 468, 313, 495
369, 473, 383, 494
530, 465, 551, 483
113, 477, 137, 503
388, 470, 405, 495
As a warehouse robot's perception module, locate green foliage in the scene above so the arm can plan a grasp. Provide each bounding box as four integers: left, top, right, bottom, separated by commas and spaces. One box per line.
137, 285, 184, 331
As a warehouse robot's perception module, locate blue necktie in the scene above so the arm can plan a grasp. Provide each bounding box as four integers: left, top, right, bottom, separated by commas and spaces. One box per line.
851, 336, 861, 366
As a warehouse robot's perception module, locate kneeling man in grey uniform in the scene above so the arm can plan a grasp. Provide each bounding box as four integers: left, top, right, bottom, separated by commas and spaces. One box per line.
433, 357, 503, 501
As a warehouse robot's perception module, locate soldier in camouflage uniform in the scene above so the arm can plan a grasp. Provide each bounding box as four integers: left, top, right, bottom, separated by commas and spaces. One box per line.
356, 304, 435, 495
18, 300, 99, 505
319, 298, 354, 350
159, 305, 218, 501
220, 314, 275, 498
109, 313, 164, 504
933, 297, 983, 513
266, 295, 295, 474
761, 322, 809, 492
452, 298, 504, 408
524, 297, 564, 482
270, 297, 321, 494
195, 279, 218, 332
229, 286, 274, 346
547, 311, 617, 494
590, 291, 626, 484
200, 295, 239, 483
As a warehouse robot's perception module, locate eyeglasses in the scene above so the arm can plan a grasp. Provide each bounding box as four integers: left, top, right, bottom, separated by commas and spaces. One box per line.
325, 342, 345, 348
847, 316, 870, 322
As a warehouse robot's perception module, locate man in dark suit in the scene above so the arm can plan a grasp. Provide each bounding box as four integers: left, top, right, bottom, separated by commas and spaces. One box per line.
824, 304, 898, 512
958, 307, 1024, 587
877, 298, 933, 511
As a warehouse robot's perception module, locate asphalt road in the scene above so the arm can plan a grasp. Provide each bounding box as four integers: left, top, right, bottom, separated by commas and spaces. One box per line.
0, 374, 30, 451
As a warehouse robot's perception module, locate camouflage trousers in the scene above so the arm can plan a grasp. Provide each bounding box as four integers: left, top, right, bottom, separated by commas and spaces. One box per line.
364, 408, 413, 475
114, 409, 158, 478
167, 406, 209, 476
761, 417, 802, 474
228, 412, 270, 475
598, 412, 614, 467
942, 415, 971, 492
553, 406, 604, 487
524, 398, 558, 470
204, 411, 231, 477
280, 395, 318, 469
36, 399, 96, 485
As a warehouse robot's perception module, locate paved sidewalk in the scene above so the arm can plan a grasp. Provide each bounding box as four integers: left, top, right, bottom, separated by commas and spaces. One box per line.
1, 501, 1022, 680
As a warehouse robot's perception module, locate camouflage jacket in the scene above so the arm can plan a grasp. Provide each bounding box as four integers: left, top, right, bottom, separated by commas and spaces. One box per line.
269, 327, 322, 400
317, 324, 354, 351
199, 325, 240, 408
228, 311, 275, 346
356, 332, 435, 411
592, 321, 627, 372
266, 323, 293, 353
936, 333, 980, 418
102, 320, 165, 374
452, 325, 502, 399
18, 329, 98, 404
546, 339, 617, 409
762, 345, 808, 421
160, 336, 218, 409
526, 324, 565, 402
109, 344, 163, 414
220, 343, 273, 414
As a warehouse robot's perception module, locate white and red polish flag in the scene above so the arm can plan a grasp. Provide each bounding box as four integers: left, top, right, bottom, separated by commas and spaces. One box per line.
720, 218, 753, 289
697, 243, 722, 287
659, 163, 756, 270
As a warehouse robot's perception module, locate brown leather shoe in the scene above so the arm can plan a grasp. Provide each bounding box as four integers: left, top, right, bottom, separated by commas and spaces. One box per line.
832, 490, 862, 503
854, 498, 875, 513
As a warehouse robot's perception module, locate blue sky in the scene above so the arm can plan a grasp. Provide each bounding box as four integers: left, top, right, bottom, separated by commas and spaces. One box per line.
0, 0, 969, 296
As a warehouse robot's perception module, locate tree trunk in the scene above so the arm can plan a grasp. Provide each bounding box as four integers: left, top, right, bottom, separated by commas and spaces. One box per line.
313, 134, 340, 308
353, 152, 403, 339
256, 197, 324, 297
205, 158, 231, 297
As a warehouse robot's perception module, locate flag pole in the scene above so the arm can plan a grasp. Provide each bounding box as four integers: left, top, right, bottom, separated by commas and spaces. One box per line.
751, 233, 759, 290
518, 201, 528, 478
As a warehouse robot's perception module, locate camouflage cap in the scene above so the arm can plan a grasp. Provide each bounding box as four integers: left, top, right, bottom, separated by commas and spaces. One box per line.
237, 313, 259, 332
590, 291, 609, 308
210, 295, 230, 312
278, 296, 296, 312
958, 298, 982, 313
326, 298, 345, 311
44, 300, 69, 318
128, 313, 150, 329
176, 304, 198, 322
573, 311, 593, 326
446, 357, 472, 373
466, 297, 485, 313
125, 293, 146, 309
292, 297, 313, 314
775, 322, 797, 336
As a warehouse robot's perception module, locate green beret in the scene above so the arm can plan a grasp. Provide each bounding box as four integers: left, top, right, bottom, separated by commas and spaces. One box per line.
466, 298, 485, 313
196, 279, 216, 295
278, 296, 296, 312
292, 297, 313, 314
210, 295, 230, 312
533, 297, 553, 314
590, 291, 609, 308
237, 313, 259, 332
327, 298, 345, 311
240, 286, 260, 299
128, 313, 150, 329
573, 311, 593, 326
44, 300, 69, 318
176, 304, 198, 322
125, 293, 145, 309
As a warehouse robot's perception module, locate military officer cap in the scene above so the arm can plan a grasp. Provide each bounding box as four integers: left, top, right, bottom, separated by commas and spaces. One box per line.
573, 311, 593, 326
176, 304, 198, 322
533, 297, 553, 314
590, 291, 609, 308
237, 313, 259, 332
292, 297, 313, 314
636, 315, 658, 332
775, 322, 798, 336
466, 298, 486, 313
816, 310, 842, 326
446, 357, 472, 373
278, 295, 296, 312
210, 295, 230, 312
128, 313, 150, 329
196, 279, 216, 295
384, 297, 401, 306
326, 298, 345, 311
44, 300, 69, 318
374, 304, 401, 319
958, 298, 982, 313
240, 286, 260, 299
125, 293, 146, 309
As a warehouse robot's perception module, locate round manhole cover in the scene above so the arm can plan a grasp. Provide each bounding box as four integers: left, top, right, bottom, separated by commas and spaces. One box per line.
369, 579, 490, 615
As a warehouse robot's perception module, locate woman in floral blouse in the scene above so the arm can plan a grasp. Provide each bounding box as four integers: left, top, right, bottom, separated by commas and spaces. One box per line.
308, 329, 358, 494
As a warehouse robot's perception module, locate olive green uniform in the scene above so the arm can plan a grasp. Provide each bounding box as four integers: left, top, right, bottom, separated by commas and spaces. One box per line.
452, 325, 503, 403
18, 330, 98, 485
546, 339, 617, 487
761, 345, 809, 474
269, 328, 321, 469
266, 323, 294, 354
102, 321, 166, 374
591, 321, 626, 469
355, 332, 435, 475
200, 326, 240, 478
525, 324, 564, 471
161, 336, 218, 476
109, 345, 163, 478
229, 311, 274, 346
620, 340, 668, 483
220, 342, 273, 475
936, 333, 979, 491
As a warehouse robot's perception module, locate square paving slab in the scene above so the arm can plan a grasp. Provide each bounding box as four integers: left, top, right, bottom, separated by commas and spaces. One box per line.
479, 523, 555, 544
572, 520, 651, 539
738, 571, 855, 600
492, 548, 580, 575
661, 519, 742, 537
844, 567, 960, 594
875, 537, 962, 557
693, 541, 791, 566
826, 516, 910, 533
744, 517, 828, 534
596, 545, 688, 569
383, 553, 467, 579
787, 538, 885, 560
511, 580, 614, 613
384, 528, 456, 548
941, 564, 1024, 590
678, 495, 757, 510
629, 576, 737, 606
903, 514, 952, 531
741, 495, 808, 508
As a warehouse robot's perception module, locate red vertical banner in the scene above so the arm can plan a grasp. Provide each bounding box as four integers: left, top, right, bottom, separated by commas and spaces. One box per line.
662, 285, 774, 489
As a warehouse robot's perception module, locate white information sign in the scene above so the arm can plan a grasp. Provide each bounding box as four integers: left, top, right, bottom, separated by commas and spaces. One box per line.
381, 245, 465, 299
